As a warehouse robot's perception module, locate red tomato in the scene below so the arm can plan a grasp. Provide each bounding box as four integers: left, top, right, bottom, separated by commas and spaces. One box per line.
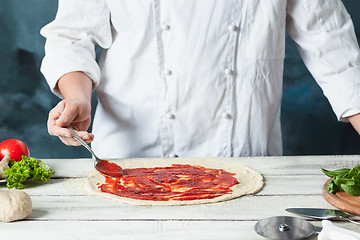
0, 139, 30, 161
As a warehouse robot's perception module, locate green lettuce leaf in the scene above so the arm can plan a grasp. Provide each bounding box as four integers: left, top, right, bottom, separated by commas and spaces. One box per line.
3, 156, 55, 189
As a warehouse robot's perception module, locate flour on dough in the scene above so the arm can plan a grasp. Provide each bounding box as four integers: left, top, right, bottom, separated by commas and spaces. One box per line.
86, 158, 264, 206
0, 189, 32, 222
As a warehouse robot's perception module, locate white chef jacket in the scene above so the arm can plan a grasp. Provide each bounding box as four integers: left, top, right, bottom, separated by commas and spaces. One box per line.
41, 0, 360, 158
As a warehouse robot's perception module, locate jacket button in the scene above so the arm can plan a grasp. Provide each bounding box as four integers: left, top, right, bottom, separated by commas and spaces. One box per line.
224, 68, 232, 76
228, 24, 237, 32
166, 113, 175, 119
161, 24, 171, 31
222, 112, 231, 119
164, 69, 172, 76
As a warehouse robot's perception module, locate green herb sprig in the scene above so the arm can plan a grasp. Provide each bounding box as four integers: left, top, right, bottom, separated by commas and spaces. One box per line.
3, 156, 55, 189
322, 165, 360, 196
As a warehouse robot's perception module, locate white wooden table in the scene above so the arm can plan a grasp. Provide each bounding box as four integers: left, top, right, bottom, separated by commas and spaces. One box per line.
1, 156, 360, 239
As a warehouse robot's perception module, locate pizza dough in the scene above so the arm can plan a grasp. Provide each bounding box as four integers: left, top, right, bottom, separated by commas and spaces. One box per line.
86, 158, 264, 205
0, 156, 10, 179
0, 189, 32, 222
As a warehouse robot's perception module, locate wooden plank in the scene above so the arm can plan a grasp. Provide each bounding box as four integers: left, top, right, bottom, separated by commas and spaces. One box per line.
41, 158, 93, 178
0, 220, 313, 240
27, 195, 336, 221
3, 220, 360, 240
40, 155, 360, 178
261, 174, 328, 195
10, 178, 89, 196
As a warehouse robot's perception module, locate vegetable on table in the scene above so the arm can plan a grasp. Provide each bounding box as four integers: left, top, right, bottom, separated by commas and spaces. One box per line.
0, 139, 30, 162
3, 156, 55, 189
322, 165, 360, 196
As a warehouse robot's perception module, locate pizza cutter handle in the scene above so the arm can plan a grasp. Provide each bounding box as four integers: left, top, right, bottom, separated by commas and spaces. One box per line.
318, 220, 360, 238
313, 226, 323, 233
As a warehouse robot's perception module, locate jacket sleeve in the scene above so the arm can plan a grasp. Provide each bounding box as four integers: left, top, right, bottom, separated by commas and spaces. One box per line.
286, 0, 360, 121
40, 0, 112, 98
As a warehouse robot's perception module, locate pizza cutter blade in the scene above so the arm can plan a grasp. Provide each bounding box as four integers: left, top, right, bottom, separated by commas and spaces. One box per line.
254, 216, 322, 240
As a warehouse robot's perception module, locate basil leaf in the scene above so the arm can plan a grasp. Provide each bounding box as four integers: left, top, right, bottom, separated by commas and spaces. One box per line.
349, 165, 360, 182
333, 175, 354, 186
326, 179, 342, 194
321, 168, 350, 178
341, 183, 360, 196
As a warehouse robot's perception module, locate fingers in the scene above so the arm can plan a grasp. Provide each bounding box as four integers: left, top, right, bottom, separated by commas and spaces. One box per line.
54, 100, 80, 128
48, 101, 71, 137
47, 99, 93, 146
59, 130, 95, 146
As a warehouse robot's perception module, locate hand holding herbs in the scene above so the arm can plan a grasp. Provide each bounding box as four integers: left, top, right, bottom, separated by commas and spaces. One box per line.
322, 165, 360, 196
2, 156, 55, 189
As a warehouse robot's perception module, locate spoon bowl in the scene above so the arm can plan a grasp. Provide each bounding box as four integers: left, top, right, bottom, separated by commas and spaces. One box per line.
68, 128, 124, 178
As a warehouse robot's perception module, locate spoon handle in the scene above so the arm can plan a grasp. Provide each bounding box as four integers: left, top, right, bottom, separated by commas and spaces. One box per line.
68, 128, 99, 161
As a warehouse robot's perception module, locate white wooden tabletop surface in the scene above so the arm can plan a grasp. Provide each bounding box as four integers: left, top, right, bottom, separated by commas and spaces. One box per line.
1, 155, 360, 240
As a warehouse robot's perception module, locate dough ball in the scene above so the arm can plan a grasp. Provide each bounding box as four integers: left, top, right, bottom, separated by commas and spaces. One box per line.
0, 189, 32, 222
0, 156, 10, 179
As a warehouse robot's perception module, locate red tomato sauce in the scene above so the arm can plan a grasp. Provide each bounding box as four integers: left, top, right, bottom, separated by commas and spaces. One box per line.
98, 164, 239, 201
95, 160, 124, 178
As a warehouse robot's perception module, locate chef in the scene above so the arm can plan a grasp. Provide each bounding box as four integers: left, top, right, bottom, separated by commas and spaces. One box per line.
41, 0, 360, 158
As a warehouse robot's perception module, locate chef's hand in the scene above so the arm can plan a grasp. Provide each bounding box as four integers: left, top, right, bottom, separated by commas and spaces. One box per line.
48, 98, 94, 145
47, 71, 94, 146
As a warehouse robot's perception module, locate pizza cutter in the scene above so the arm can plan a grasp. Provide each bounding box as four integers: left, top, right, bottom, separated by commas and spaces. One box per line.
254, 216, 322, 240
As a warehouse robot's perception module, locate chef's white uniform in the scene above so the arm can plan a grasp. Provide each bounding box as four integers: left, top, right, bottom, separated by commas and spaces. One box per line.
41, 0, 360, 158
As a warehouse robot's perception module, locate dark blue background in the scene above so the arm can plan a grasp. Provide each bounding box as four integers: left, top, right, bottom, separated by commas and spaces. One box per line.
0, 0, 359, 158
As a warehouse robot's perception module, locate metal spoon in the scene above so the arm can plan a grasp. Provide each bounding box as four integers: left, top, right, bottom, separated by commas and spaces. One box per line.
68, 128, 124, 178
